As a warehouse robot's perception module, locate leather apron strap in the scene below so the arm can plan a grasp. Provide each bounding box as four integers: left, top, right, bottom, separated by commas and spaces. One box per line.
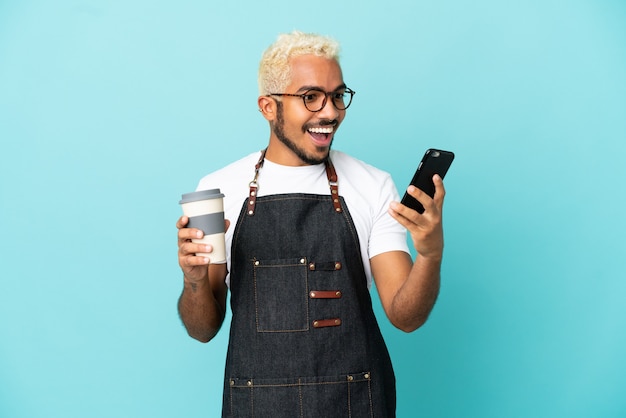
246, 149, 343, 216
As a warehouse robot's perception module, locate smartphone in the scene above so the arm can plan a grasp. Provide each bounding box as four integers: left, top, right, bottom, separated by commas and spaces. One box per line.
400, 149, 455, 213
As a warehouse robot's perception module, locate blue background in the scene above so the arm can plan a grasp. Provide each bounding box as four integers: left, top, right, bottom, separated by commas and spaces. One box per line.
1, 1, 625, 417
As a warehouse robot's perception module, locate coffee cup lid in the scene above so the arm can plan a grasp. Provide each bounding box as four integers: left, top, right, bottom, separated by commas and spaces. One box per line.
179, 188, 225, 204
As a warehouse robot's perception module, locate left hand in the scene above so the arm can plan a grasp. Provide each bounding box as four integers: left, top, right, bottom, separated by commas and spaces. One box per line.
388, 174, 446, 260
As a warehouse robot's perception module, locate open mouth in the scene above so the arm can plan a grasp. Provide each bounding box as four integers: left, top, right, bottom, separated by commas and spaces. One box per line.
307, 126, 334, 146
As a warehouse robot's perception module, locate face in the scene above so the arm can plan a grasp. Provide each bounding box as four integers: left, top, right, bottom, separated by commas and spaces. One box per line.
263, 55, 347, 166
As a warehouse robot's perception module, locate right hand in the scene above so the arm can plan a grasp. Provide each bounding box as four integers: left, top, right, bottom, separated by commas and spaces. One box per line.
176, 216, 230, 284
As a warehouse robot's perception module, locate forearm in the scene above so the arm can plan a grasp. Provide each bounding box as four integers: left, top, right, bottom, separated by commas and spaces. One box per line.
388, 254, 441, 332
178, 276, 225, 343
383, 174, 447, 332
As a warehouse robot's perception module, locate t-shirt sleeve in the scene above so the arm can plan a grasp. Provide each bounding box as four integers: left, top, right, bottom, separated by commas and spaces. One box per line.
368, 173, 411, 258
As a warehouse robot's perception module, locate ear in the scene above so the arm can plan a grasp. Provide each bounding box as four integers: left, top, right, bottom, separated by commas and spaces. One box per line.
258, 96, 277, 121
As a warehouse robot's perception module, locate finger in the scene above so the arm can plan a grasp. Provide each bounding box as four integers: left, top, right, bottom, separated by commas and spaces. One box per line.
178, 242, 212, 268
178, 227, 204, 243
225, 219, 231, 232
176, 216, 189, 229
403, 185, 433, 216
432, 175, 446, 209
180, 253, 210, 268
179, 241, 212, 256
389, 201, 422, 226
388, 206, 412, 230
406, 185, 426, 201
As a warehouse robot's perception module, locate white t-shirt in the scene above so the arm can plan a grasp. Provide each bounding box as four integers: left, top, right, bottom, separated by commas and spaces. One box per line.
196, 150, 410, 288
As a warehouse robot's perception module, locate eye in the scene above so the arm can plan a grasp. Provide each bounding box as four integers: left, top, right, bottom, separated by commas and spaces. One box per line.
332, 91, 346, 101
303, 91, 321, 103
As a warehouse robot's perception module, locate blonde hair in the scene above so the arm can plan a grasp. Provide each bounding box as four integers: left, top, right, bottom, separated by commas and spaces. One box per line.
258, 31, 341, 95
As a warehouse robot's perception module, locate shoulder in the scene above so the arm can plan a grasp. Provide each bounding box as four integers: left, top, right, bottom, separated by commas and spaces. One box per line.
330, 150, 396, 192
331, 150, 391, 175
330, 150, 400, 225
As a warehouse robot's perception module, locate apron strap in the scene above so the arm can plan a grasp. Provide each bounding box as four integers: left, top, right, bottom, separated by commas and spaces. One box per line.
247, 149, 343, 216
246, 149, 266, 216
325, 158, 343, 213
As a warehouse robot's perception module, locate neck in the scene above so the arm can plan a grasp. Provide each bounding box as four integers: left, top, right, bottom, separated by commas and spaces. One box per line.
264, 138, 329, 167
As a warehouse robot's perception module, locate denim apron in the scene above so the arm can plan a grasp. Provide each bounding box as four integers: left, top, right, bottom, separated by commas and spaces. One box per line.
222, 150, 396, 417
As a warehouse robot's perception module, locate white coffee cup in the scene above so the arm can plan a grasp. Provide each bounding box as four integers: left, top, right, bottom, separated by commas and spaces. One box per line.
179, 188, 226, 263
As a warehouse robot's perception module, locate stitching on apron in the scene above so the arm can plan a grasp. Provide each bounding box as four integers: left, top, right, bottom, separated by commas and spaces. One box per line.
347, 378, 352, 418
298, 378, 304, 418
229, 373, 372, 388
367, 376, 374, 418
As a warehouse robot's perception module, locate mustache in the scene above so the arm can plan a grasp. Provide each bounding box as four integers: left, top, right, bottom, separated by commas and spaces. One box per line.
304, 119, 338, 130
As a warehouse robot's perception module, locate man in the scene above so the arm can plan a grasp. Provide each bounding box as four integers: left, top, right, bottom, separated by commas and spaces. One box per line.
177, 31, 446, 417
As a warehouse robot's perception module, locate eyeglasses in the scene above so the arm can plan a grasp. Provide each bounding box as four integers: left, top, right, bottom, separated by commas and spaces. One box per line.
268, 87, 355, 112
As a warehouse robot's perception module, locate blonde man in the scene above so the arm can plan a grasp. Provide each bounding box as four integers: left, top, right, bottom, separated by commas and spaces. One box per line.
177, 30, 446, 417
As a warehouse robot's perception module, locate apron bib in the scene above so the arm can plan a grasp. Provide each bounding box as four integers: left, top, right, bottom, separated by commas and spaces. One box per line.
222, 151, 396, 417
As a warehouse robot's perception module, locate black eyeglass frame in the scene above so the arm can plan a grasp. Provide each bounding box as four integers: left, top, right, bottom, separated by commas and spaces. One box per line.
267, 87, 356, 112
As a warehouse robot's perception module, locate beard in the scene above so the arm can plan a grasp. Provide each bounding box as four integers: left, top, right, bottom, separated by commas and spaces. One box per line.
271, 102, 333, 165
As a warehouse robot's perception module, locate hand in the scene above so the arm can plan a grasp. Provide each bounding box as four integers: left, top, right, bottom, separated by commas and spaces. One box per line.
176, 216, 231, 284
389, 175, 446, 260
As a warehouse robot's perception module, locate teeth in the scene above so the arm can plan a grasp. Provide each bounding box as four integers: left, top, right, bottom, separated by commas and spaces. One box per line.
308, 127, 333, 134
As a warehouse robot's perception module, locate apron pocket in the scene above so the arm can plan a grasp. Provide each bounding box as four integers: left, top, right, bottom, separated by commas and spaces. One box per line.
228, 372, 373, 418
253, 257, 309, 332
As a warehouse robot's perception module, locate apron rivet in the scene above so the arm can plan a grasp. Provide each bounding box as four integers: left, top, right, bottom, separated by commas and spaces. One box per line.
300, 258, 305, 264
310, 292, 316, 298
230, 380, 235, 386
336, 291, 342, 297
347, 375, 354, 381
248, 210, 254, 215
335, 262, 342, 270
313, 321, 319, 327
247, 380, 252, 386
364, 373, 370, 379
254, 260, 260, 266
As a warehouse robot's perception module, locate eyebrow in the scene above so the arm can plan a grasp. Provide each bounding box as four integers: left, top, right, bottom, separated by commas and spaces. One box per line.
295, 83, 347, 93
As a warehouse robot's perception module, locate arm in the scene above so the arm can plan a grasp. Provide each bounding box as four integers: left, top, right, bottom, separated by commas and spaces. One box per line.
371, 175, 445, 333
177, 216, 229, 343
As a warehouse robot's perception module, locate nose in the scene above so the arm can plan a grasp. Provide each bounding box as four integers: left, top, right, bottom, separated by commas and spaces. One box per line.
317, 93, 341, 119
